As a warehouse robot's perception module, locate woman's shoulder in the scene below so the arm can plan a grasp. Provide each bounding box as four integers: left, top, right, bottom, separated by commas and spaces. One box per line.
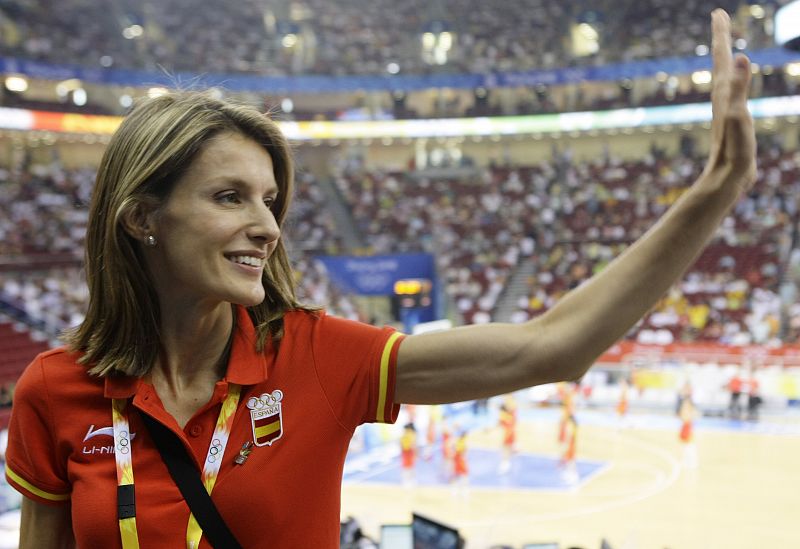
282, 308, 397, 344
29, 345, 88, 371
283, 308, 367, 331
16, 345, 104, 398
282, 307, 325, 328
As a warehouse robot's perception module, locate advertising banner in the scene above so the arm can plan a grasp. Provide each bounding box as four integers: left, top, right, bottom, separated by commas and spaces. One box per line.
316, 253, 435, 296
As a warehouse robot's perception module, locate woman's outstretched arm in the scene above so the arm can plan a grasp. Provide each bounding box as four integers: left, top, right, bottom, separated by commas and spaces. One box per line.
395, 9, 756, 405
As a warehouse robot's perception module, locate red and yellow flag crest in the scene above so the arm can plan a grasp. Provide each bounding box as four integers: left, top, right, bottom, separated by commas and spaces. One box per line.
246, 390, 284, 447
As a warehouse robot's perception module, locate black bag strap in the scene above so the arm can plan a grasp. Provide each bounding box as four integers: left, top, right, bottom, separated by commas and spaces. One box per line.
141, 413, 243, 549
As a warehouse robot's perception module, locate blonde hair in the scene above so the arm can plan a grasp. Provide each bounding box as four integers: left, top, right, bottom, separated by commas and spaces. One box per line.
66, 90, 305, 377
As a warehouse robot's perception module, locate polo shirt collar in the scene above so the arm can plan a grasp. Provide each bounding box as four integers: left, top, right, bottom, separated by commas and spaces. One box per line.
225, 305, 271, 385
103, 374, 140, 399
103, 305, 271, 398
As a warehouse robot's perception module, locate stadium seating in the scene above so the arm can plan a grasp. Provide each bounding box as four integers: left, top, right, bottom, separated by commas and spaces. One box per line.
0, 0, 777, 76
336, 142, 799, 345
0, 320, 46, 386
2, 0, 796, 123
3, 141, 799, 352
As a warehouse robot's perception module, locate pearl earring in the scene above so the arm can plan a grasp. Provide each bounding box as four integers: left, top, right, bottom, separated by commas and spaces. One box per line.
145, 235, 157, 247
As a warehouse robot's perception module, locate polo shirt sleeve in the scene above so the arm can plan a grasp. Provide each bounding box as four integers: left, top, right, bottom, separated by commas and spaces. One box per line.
310, 313, 405, 430
5, 355, 71, 505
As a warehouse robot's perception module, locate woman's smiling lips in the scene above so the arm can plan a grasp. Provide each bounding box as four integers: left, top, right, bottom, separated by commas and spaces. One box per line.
225, 252, 266, 273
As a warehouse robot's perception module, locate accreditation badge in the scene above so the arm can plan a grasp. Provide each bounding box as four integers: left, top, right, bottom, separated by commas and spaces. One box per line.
246, 390, 284, 447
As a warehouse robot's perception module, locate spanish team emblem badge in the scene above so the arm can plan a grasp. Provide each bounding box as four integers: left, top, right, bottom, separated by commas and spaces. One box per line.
246, 390, 284, 447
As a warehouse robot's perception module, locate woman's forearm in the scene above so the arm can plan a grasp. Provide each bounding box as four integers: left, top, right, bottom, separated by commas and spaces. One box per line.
538, 170, 744, 379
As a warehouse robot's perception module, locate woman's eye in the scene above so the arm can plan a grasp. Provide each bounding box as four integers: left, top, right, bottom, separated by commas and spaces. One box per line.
217, 192, 240, 204
264, 197, 276, 209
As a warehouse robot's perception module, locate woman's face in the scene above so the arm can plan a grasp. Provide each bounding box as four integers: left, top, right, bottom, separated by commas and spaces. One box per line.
145, 131, 281, 311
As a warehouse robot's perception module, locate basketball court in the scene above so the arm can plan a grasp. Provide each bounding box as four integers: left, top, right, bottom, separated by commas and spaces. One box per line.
342, 406, 800, 548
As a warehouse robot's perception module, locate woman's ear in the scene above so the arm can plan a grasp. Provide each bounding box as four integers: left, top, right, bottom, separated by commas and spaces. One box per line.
119, 200, 158, 243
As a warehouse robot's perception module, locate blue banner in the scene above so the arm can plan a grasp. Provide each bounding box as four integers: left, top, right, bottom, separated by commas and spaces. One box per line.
3, 47, 799, 94
316, 253, 439, 329
316, 253, 435, 295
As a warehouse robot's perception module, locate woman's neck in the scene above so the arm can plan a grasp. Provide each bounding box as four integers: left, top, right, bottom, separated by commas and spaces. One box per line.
150, 302, 235, 396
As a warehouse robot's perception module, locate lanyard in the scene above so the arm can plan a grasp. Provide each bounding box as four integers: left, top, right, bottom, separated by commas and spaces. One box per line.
111, 398, 139, 549
112, 384, 242, 549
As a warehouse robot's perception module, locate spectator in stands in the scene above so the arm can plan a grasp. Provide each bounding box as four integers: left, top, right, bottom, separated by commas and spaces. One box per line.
6, 12, 756, 547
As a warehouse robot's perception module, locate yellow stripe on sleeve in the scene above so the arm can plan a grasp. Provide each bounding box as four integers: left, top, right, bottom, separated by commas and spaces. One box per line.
376, 332, 403, 423
5, 464, 70, 502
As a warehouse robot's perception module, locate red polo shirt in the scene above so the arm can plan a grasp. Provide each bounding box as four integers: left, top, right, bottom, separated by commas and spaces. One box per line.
6, 307, 404, 548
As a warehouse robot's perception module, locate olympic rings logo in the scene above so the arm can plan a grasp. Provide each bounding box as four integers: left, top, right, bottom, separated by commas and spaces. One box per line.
116, 430, 130, 455
207, 438, 222, 463
246, 389, 283, 410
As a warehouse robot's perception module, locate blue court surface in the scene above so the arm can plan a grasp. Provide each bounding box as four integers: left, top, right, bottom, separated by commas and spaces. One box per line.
343, 448, 607, 491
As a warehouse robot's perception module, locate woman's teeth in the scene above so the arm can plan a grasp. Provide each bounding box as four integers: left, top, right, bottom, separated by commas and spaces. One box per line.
231, 256, 263, 267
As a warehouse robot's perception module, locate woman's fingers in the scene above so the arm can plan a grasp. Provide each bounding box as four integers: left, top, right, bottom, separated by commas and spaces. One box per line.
708, 9, 731, 164
711, 9, 733, 81
710, 10, 732, 135
706, 9, 756, 186
729, 54, 752, 109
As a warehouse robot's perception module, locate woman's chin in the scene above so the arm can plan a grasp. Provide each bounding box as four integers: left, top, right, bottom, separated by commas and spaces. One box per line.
234, 288, 266, 308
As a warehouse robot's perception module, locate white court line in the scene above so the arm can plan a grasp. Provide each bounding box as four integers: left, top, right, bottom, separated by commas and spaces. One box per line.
345, 449, 609, 492
463, 430, 682, 527
344, 460, 401, 482
592, 462, 673, 498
